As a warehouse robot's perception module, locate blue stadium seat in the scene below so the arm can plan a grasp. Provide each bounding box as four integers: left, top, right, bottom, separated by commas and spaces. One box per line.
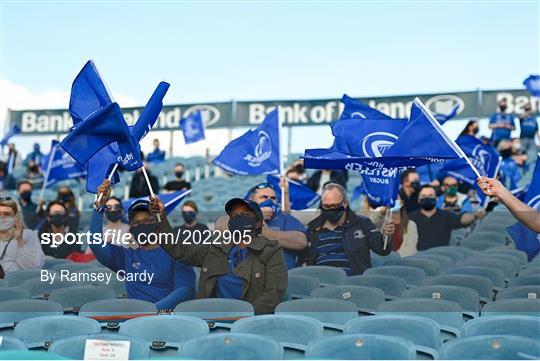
480, 254, 522, 275
462, 315, 540, 340
0, 287, 30, 302
422, 274, 493, 303
425, 248, 465, 263
508, 275, 540, 287
481, 299, 540, 316
286, 274, 321, 298
79, 299, 157, 330
459, 240, 504, 251
275, 298, 358, 330
13, 315, 101, 349
430, 245, 473, 258
119, 315, 209, 352
48, 286, 117, 313
344, 274, 406, 299
456, 257, 516, 278
0, 350, 65, 359
48, 333, 150, 360
0, 299, 64, 328
305, 334, 416, 360
444, 265, 506, 290
519, 265, 540, 277
42, 258, 71, 269
174, 299, 254, 329
288, 266, 346, 286
401, 284, 480, 315
484, 249, 528, 267
4, 270, 57, 287
0, 279, 9, 287
376, 298, 463, 337
0, 336, 27, 350
231, 314, 323, 353
21, 278, 77, 299
384, 257, 442, 276
496, 285, 540, 300
364, 266, 426, 286
413, 253, 454, 269
370, 252, 400, 267
310, 285, 385, 314
439, 335, 540, 360
344, 315, 441, 359
179, 333, 282, 360
48, 262, 97, 273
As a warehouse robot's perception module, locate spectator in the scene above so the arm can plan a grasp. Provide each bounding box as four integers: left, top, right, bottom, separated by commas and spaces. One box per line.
398, 169, 421, 213
408, 185, 485, 250
17, 181, 41, 229
164, 163, 191, 192
173, 200, 209, 240
161, 197, 287, 315
370, 197, 418, 257
286, 160, 308, 183
91, 180, 195, 311
0, 197, 44, 275
38, 201, 81, 258
298, 183, 394, 275
437, 175, 473, 212
146, 138, 166, 163
0, 161, 16, 191
57, 186, 80, 232
307, 169, 348, 194
103, 196, 133, 248
5, 143, 20, 174
489, 99, 516, 146
459, 119, 480, 137
498, 140, 522, 190
24, 160, 44, 188
24, 143, 44, 167
129, 163, 159, 198
518, 103, 539, 156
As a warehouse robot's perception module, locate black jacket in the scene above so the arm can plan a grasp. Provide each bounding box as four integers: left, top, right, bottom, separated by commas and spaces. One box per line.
298, 209, 391, 275
129, 171, 160, 198
307, 170, 348, 192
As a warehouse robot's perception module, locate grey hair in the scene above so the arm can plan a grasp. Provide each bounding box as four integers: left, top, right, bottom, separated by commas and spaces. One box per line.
321, 183, 347, 203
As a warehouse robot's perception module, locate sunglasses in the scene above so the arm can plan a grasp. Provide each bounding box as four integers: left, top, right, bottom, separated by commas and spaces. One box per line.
0, 197, 13, 201
249, 182, 276, 194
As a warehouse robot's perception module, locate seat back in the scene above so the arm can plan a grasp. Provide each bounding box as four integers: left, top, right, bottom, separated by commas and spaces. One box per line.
384, 258, 442, 276
288, 266, 346, 285
310, 285, 385, 313
364, 266, 426, 286
21, 278, 77, 299
422, 274, 493, 301
424, 248, 464, 263
496, 285, 540, 300
444, 266, 505, 289
286, 275, 321, 297
439, 335, 540, 360
344, 275, 407, 298
413, 253, 454, 269
462, 315, 540, 339
275, 298, 358, 325
0, 336, 27, 350
508, 275, 540, 287
0, 287, 30, 302
4, 270, 56, 287
401, 284, 480, 313
173, 299, 254, 320
481, 299, 540, 316
48, 286, 117, 312
0, 299, 64, 326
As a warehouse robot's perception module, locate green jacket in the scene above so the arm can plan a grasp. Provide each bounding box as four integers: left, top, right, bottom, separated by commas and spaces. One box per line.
159, 217, 287, 315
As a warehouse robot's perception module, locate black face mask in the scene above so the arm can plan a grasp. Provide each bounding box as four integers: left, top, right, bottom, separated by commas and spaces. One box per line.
472, 128, 479, 135
321, 205, 346, 224
419, 197, 437, 211
20, 191, 32, 202
106, 210, 123, 223
59, 194, 71, 203
175, 171, 184, 178
500, 149, 513, 159
50, 214, 67, 227
228, 215, 258, 236
182, 211, 197, 224
500, 105, 508, 112
29, 165, 39, 173
410, 181, 421, 192
129, 223, 159, 244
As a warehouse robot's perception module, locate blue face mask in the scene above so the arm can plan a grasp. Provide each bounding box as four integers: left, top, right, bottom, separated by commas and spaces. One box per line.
258, 199, 278, 213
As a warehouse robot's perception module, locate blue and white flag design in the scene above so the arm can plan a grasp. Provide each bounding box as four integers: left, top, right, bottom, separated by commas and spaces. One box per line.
123, 189, 192, 216
266, 174, 320, 210
42, 140, 86, 188
180, 110, 206, 144
523, 75, 540, 97
0, 125, 21, 147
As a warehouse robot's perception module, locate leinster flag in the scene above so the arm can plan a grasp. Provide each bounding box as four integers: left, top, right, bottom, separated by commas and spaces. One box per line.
434, 102, 460, 124
339, 94, 394, 120
123, 189, 192, 215
213, 109, 281, 175
266, 174, 320, 210
42, 140, 86, 188
180, 110, 206, 144
0, 125, 20, 146
523, 75, 540, 97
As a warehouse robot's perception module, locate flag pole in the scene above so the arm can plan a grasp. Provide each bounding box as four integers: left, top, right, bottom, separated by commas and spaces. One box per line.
36, 144, 57, 213
141, 166, 161, 222
277, 106, 288, 212
383, 208, 393, 251
96, 163, 119, 204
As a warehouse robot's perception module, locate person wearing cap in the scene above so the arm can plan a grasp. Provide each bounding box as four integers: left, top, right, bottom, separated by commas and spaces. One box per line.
89, 179, 195, 310
160, 197, 287, 315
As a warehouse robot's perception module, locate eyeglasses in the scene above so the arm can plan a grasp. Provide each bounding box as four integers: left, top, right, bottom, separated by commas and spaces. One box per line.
0, 196, 13, 201
130, 216, 158, 228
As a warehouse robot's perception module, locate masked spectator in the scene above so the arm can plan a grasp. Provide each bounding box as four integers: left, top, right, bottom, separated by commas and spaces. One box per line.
57, 186, 80, 232
38, 201, 81, 258
518, 103, 539, 156
24, 143, 44, 167
24, 160, 44, 188
146, 138, 166, 163
498, 140, 522, 190
5, 143, 20, 175
409, 185, 485, 250
459, 119, 480, 137
0, 197, 44, 276
161, 197, 287, 315
298, 183, 394, 275
173, 200, 209, 240
164, 163, 191, 192
0, 162, 16, 191
90, 180, 195, 311
103, 196, 133, 248
398, 169, 421, 213
437, 175, 473, 213
489, 99, 516, 146
17, 181, 41, 229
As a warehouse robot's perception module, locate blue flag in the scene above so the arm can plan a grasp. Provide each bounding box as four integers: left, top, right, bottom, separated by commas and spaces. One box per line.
434, 102, 460, 124
339, 94, 394, 120
523, 75, 540, 97
42, 140, 86, 188
131, 82, 170, 141
507, 155, 540, 260
213, 109, 281, 175
122, 189, 192, 215
266, 174, 320, 210
0, 125, 21, 146
180, 110, 206, 144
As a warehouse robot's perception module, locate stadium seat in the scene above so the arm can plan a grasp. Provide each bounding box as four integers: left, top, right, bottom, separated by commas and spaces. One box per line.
444, 265, 506, 290
481, 298, 540, 316
48, 333, 150, 360
288, 266, 346, 286
344, 274, 407, 299
310, 285, 385, 314
0, 279, 9, 287
21, 278, 77, 299
231, 314, 323, 353
462, 315, 540, 340
384, 257, 442, 276
174, 299, 254, 329
344, 314, 441, 359
496, 285, 540, 300
286, 274, 321, 298
370, 251, 400, 267
13, 315, 101, 349
519, 265, 540, 277
422, 274, 493, 303
79, 299, 157, 330
42, 258, 70, 269
0, 287, 31, 302
508, 275, 540, 287
179, 333, 283, 360
484, 248, 528, 267
364, 266, 426, 286
425, 248, 465, 263
479, 254, 522, 275
376, 298, 463, 337
439, 335, 540, 360
275, 298, 358, 330
0, 299, 64, 329
0, 350, 65, 360
305, 334, 416, 360
459, 240, 504, 251
430, 245, 473, 258
48, 262, 96, 273
4, 270, 57, 287
48, 286, 117, 313
0, 336, 27, 350
401, 284, 480, 315
413, 253, 454, 269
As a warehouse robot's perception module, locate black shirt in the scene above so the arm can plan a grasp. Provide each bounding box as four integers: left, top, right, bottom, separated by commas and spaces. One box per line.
173, 222, 209, 243
19, 200, 40, 230
164, 180, 191, 192
408, 210, 464, 250
399, 188, 420, 213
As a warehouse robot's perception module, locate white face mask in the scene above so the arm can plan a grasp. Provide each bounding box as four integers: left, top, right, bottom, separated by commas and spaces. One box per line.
0, 217, 15, 231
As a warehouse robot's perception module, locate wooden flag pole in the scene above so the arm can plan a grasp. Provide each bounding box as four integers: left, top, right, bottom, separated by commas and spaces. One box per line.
141, 166, 161, 222
96, 163, 119, 205
383, 208, 393, 251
